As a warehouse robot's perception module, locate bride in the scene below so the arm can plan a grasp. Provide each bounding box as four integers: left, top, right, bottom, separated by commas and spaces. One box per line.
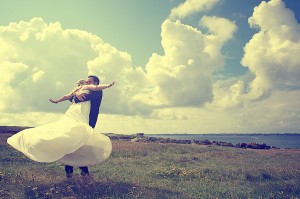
7, 79, 115, 167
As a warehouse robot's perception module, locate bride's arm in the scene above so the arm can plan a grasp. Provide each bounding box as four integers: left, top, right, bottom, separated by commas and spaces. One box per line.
49, 95, 71, 104
82, 82, 115, 91
49, 86, 81, 104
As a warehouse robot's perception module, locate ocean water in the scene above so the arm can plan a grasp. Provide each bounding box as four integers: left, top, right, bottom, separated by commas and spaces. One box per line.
147, 134, 300, 149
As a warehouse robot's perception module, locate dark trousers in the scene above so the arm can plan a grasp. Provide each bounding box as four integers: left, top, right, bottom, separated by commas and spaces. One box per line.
65, 165, 89, 174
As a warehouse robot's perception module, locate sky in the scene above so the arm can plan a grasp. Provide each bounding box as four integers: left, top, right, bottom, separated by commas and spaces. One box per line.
1, 0, 300, 134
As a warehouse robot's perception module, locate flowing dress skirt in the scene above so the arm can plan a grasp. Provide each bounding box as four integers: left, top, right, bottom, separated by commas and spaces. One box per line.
7, 102, 112, 166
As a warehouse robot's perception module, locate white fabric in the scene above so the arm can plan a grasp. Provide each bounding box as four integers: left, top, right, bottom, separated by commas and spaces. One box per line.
7, 102, 112, 166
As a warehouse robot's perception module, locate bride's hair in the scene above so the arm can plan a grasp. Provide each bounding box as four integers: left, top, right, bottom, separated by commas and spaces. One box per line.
77, 79, 88, 86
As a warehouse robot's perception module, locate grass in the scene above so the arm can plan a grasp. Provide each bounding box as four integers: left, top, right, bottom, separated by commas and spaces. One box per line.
0, 133, 300, 199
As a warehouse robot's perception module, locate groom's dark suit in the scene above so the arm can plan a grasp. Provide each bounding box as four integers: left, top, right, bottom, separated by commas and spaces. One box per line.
76, 90, 103, 128
65, 90, 103, 176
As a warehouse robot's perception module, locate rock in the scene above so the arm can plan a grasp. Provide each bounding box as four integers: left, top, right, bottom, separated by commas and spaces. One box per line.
109, 135, 135, 141
136, 133, 144, 138
193, 139, 212, 145
212, 141, 234, 147
236, 143, 248, 148
236, 142, 272, 150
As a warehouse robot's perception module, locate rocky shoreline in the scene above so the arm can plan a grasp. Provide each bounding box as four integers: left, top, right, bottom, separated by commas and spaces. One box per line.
0, 126, 276, 150
108, 133, 276, 150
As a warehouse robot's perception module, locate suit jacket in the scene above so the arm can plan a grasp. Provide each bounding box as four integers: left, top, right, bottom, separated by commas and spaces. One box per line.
72, 90, 103, 128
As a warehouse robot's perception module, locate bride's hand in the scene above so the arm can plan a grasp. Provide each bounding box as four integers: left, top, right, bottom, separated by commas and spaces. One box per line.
49, 99, 58, 104
108, 82, 115, 88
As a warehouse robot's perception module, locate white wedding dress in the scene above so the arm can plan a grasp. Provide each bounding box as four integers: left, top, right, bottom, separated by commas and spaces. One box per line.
7, 101, 112, 167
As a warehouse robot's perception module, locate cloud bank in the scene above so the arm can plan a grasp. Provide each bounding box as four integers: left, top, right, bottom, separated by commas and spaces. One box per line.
0, 13, 236, 115
1, 0, 300, 133
0, 18, 147, 115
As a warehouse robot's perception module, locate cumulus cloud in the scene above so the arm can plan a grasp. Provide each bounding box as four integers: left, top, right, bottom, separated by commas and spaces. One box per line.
0, 16, 236, 117
200, 16, 237, 42
210, 79, 246, 109
0, 17, 150, 115
0, 18, 95, 112
241, 0, 300, 99
87, 51, 152, 115
2, 0, 299, 134
145, 17, 236, 107
169, 0, 219, 19
211, 0, 300, 110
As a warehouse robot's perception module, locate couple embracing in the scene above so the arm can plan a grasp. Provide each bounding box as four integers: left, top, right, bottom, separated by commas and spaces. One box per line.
7, 75, 114, 178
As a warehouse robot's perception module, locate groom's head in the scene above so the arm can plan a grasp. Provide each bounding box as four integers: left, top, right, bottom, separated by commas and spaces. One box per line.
87, 75, 100, 85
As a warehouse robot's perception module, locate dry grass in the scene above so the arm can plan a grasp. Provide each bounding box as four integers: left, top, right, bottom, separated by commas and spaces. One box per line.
1, 134, 300, 198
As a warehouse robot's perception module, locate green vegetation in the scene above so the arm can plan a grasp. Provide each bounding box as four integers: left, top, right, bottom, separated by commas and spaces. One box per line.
1, 133, 300, 198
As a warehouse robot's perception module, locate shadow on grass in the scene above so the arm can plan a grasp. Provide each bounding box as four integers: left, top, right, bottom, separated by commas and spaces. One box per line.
24, 177, 184, 198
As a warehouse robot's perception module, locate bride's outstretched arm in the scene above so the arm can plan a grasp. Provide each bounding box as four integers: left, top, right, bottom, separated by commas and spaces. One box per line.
49, 86, 81, 104
49, 95, 71, 104
83, 82, 115, 91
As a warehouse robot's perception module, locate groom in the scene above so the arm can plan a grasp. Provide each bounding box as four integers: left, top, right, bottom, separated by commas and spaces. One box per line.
65, 75, 103, 178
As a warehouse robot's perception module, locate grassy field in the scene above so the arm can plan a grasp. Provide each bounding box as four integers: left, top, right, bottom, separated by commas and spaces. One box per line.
0, 133, 300, 199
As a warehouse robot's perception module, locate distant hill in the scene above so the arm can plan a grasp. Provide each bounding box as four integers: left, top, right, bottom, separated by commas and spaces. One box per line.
0, 126, 33, 134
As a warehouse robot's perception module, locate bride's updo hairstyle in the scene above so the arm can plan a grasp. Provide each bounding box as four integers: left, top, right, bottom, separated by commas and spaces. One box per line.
77, 79, 88, 86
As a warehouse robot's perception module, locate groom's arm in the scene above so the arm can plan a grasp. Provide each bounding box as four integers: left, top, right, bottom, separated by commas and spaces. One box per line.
73, 91, 102, 103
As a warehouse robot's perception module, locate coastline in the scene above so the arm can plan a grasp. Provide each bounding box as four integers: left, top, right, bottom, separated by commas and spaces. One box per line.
107, 133, 277, 150
2, 126, 299, 150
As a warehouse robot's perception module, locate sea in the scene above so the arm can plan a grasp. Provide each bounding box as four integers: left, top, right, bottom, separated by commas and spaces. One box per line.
146, 134, 300, 149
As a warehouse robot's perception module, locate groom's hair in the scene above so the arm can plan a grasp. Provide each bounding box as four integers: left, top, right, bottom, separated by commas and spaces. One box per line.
88, 75, 100, 85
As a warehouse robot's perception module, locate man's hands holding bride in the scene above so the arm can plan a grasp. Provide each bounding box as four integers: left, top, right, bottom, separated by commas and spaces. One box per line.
76, 93, 86, 101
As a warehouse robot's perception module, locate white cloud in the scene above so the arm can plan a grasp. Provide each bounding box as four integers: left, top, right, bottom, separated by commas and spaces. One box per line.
210, 79, 246, 109
232, 90, 300, 133
241, 0, 300, 99
32, 69, 45, 82
210, 0, 300, 110
2, 89, 300, 134
87, 51, 152, 115
1, 0, 300, 134
0, 18, 97, 112
0, 17, 149, 115
169, 0, 219, 19
145, 18, 236, 107
200, 16, 237, 42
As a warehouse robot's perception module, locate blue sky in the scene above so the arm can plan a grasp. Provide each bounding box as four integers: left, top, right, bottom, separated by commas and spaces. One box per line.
1, 0, 300, 134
